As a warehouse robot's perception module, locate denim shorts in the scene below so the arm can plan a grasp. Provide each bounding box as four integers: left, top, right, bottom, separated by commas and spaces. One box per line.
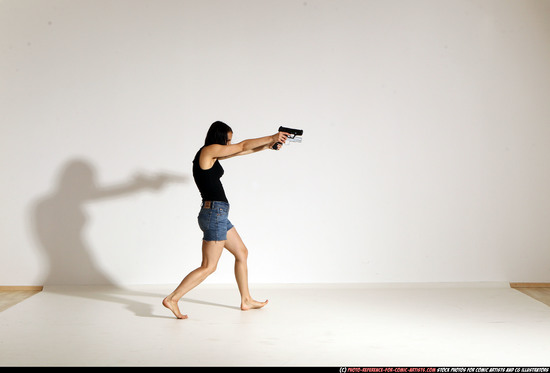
197, 201, 234, 241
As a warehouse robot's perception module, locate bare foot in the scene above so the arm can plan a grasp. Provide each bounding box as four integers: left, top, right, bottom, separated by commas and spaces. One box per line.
163, 297, 188, 319
241, 298, 268, 311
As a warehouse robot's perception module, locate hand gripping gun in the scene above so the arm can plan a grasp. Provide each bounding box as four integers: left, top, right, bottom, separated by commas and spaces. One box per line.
272, 126, 304, 150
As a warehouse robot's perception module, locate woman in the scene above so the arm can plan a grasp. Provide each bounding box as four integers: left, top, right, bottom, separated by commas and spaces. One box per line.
163, 121, 289, 319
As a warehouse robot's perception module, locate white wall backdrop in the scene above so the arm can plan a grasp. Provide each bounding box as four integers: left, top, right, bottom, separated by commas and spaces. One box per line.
2, 0, 550, 286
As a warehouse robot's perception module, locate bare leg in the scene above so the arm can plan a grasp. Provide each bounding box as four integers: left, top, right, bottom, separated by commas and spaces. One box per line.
163, 240, 224, 319
224, 227, 268, 310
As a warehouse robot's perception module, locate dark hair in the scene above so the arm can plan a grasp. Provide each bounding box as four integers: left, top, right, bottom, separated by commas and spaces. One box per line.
204, 121, 233, 146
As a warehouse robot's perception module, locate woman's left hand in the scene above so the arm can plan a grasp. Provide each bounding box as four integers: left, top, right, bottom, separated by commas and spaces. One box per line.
272, 142, 283, 150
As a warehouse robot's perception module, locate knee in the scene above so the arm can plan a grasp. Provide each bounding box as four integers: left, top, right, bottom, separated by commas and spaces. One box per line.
201, 263, 217, 276
206, 264, 217, 276
235, 247, 248, 262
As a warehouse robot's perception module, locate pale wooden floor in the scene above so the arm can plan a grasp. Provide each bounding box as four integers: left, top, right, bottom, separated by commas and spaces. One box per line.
513, 287, 550, 307
0, 290, 42, 313
1, 286, 549, 313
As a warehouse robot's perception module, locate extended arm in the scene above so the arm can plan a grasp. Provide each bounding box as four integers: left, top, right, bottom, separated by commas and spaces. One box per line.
218, 139, 279, 159
202, 132, 288, 162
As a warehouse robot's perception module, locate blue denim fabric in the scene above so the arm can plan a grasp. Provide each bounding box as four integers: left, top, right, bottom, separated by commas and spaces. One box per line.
197, 201, 234, 241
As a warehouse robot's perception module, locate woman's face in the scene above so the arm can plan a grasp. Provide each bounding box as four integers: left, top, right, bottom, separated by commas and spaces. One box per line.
227, 131, 233, 145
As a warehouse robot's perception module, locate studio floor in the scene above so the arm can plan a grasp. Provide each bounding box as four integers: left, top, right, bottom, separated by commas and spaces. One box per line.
1, 283, 550, 367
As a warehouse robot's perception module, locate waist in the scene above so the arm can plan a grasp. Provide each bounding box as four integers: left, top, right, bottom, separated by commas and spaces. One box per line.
202, 201, 230, 210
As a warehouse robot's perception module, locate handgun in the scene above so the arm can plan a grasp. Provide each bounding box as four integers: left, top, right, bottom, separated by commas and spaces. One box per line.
272, 126, 304, 150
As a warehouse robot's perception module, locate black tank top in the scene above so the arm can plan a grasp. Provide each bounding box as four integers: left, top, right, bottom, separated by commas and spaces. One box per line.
192, 147, 228, 203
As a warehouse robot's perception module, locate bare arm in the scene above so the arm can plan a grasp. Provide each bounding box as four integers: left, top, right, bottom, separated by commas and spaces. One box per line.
200, 133, 288, 168
219, 142, 272, 159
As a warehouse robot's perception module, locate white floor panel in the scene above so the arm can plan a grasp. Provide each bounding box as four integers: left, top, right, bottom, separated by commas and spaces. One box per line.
1, 284, 550, 366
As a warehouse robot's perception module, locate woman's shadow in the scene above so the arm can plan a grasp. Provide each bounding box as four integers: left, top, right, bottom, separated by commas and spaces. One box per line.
31, 158, 189, 318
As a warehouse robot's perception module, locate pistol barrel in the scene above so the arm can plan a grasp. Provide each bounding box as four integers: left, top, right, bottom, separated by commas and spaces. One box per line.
278, 126, 303, 136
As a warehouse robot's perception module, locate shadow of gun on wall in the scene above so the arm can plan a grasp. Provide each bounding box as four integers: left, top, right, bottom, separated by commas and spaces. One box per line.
31, 158, 187, 287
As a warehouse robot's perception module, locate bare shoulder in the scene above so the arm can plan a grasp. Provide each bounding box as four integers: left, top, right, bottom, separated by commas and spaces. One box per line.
198, 145, 216, 170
